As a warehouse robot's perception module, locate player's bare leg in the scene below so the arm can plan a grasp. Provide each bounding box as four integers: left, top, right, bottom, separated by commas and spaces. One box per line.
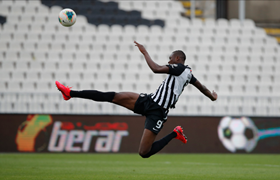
112, 92, 139, 111
138, 129, 157, 156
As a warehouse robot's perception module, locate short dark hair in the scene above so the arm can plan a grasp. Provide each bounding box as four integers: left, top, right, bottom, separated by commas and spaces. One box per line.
173, 50, 186, 61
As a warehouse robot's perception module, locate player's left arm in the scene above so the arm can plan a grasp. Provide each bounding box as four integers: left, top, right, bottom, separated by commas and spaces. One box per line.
134, 41, 169, 74
192, 78, 218, 101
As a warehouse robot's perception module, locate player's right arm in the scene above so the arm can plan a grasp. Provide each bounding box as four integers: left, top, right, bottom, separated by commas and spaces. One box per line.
192, 80, 218, 101
134, 41, 169, 74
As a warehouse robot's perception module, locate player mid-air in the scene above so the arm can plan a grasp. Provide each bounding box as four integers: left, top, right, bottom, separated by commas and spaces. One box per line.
55, 41, 218, 158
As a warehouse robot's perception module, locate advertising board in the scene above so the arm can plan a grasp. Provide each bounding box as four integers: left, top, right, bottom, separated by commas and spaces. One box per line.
0, 114, 279, 153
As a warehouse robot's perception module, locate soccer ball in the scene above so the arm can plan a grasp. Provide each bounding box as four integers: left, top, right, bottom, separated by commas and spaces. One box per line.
217, 116, 258, 153
58, 8, 76, 27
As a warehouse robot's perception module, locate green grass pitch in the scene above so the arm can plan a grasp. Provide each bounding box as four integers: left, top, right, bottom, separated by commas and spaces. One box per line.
1, 154, 280, 180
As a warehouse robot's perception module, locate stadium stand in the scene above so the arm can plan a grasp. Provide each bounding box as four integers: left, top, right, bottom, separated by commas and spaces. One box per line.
0, 0, 279, 116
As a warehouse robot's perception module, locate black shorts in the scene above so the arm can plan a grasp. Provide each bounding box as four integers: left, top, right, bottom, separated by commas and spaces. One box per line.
133, 93, 168, 134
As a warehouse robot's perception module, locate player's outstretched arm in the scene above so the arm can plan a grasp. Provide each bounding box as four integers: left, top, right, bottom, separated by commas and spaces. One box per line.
193, 80, 218, 101
134, 41, 169, 74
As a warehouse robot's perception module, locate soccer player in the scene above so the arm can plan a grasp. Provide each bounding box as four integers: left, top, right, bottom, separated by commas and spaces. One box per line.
55, 41, 218, 158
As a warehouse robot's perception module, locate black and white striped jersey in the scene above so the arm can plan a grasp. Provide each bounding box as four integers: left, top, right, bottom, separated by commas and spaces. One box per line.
151, 63, 197, 109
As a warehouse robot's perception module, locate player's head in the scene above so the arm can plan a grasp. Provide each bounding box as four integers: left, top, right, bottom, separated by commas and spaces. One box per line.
168, 50, 186, 64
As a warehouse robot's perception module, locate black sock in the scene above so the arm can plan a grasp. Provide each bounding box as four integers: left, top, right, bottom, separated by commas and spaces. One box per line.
141, 131, 177, 158
70, 90, 115, 102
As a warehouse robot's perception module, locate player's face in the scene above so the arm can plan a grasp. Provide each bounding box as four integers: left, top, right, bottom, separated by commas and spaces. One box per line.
168, 53, 178, 64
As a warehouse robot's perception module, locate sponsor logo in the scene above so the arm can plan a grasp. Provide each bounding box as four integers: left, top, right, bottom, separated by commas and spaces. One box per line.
15, 115, 129, 153
15, 115, 53, 152
218, 116, 280, 153
48, 121, 129, 152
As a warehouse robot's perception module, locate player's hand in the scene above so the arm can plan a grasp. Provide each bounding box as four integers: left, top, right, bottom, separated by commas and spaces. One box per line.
134, 41, 147, 54
212, 91, 218, 101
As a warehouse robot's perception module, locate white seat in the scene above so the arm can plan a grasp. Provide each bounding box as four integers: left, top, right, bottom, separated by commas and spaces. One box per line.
187, 36, 200, 45
0, 70, 11, 80
203, 27, 215, 36
123, 25, 136, 35
0, 4, 10, 14
250, 46, 263, 55
2, 23, 16, 32
1, 61, 15, 70
260, 74, 273, 84
7, 81, 21, 92
240, 37, 252, 45
243, 19, 255, 28
272, 85, 280, 96
111, 25, 123, 35
36, 6, 49, 15
265, 37, 278, 46
5, 51, 19, 61
237, 45, 250, 55
77, 43, 92, 53
0, 32, 13, 41
212, 45, 224, 54
261, 64, 274, 74
61, 51, 74, 61
81, 34, 94, 43
40, 71, 54, 81
36, 81, 52, 92
253, 28, 266, 37
137, 25, 150, 35
231, 84, 244, 95
97, 25, 110, 34
201, 36, 213, 45
68, 72, 83, 81
233, 74, 246, 84
33, 51, 47, 61
258, 85, 271, 95
220, 74, 232, 83
50, 42, 63, 52
217, 84, 230, 95
40, 33, 54, 42
54, 72, 68, 81
47, 52, 60, 61
263, 46, 277, 55
22, 81, 36, 92
234, 64, 247, 74
71, 62, 86, 71
64, 42, 77, 51
15, 61, 29, 70
217, 18, 229, 27
54, 33, 67, 42
12, 71, 25, 81
13, 32, 26, 42
252, 37, 265, 45
246, 74, 259, 85
26, 32, 40, 42
50, 5, 62, 14
37, 42, 50, 51
191, 18, 203, 27
213, 37, 226, 45
9, 41, 22, 51
67, 34, 80, 43
229, 19, 243, 28
44, 61, 59, 71
244, 84, 258, 95
199, 45, 211, 54
215, 28, 228, 36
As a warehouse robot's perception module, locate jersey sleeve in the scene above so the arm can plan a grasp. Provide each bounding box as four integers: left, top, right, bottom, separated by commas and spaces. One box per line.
166, 63, 185, 76
190, 74, 197, 84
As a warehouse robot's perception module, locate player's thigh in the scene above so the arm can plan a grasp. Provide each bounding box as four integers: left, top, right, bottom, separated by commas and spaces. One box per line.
112, 92, 139, 111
